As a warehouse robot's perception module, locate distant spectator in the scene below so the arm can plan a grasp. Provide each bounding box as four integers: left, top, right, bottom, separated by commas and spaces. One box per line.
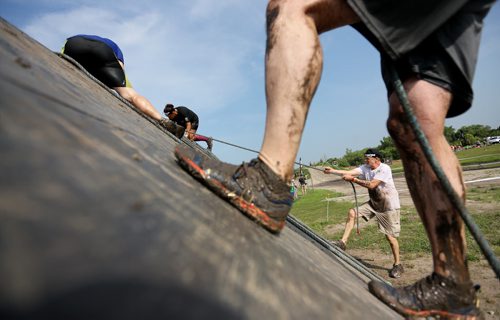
290, 178, 298, 199
298, 175, 307, 196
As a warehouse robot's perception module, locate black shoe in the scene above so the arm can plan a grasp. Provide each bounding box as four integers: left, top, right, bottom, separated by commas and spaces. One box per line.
158, 118, 184, 139
176, 125, 186, 139
389, 264, 404, 278
369, 273, 481, 319
330, 240, 346, 251
174, 145, 293, 233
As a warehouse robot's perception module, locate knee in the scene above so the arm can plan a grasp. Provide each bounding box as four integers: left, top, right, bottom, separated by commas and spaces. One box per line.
266, 0, 305, 26
266, 0, 287, 22
267, 0, 302, 12
267, 0, 284, 11
386, 234, 398, 244
348, 209, 356, 220
387, 82, 448, 144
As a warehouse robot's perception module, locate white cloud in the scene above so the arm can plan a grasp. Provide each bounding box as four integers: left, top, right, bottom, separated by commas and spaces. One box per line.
21, 3, 266, 115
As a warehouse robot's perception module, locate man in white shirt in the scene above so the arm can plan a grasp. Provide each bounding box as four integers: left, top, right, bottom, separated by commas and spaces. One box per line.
324, 148, 403, 278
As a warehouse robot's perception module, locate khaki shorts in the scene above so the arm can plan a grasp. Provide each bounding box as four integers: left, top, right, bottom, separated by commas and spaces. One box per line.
356, 202, 400, 237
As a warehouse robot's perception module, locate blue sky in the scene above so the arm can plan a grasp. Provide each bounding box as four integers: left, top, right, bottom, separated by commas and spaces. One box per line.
1, 0, 499, 165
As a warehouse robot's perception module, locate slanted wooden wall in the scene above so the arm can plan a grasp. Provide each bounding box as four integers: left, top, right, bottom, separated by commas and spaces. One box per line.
0, 18, 400, 319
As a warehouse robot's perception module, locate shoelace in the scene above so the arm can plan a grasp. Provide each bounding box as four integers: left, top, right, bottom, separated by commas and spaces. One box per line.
234, 162, 250, 180
409, 274, 450, 309
233, 161, 256, 203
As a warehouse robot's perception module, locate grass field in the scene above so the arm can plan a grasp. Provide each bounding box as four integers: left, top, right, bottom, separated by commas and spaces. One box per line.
290, 187, 500, 261
389, 144, 500, 173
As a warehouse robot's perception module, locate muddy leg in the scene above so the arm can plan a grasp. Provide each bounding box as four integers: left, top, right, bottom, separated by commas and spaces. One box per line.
260, 0, 359, 180
387, 77, 469, 282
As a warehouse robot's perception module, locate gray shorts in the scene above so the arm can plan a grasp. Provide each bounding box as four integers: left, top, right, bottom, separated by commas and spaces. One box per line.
356, 202, 400, 237
348, 0, 495, 117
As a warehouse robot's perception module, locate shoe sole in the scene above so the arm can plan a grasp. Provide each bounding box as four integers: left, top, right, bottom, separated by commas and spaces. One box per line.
175, 150, 285, 234
391, 307, 481, 320
370, 288, 481, 319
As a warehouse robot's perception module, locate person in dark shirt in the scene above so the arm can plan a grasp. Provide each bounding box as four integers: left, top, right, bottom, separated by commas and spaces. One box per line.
164, 104, 213, 150
298, 175, 307, 196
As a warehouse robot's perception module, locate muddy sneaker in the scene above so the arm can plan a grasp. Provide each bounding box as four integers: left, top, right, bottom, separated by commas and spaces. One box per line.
330, 240, 346, 251
158, 118, 184, 139
368, 273, 481, 319
176, 125, 186, 139
389, 264, 404, 278
174, 145, 293, 233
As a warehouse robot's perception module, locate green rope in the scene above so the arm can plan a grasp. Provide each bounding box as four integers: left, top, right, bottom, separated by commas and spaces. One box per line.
389, 64, 500, 278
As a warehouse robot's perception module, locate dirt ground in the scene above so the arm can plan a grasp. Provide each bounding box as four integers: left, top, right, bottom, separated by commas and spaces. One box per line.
308, 167, 500, 319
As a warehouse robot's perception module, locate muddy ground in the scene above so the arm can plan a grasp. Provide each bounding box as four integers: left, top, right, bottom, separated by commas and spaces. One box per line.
308, 167, 500, 318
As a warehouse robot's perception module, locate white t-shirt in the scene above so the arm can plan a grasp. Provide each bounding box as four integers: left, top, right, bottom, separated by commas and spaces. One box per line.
355, 163, 400, 211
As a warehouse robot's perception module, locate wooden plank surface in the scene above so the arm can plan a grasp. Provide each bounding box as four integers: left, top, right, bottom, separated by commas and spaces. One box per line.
0, 18, 400, 319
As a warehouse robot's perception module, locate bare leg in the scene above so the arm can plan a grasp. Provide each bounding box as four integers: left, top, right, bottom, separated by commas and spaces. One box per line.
386, 235, 400, 265
260, 0, 359, 181
387, 77, 469, 282
340, 208, 356, 243
115, 86, 162, 121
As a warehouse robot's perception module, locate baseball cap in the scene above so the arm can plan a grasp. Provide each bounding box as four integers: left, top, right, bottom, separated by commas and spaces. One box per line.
364, 148, 382, 159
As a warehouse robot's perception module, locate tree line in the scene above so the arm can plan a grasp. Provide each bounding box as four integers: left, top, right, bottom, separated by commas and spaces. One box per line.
314, 124, 500, 168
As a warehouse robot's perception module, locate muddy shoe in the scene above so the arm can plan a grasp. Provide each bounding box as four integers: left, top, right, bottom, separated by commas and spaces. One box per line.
158, 118, 183, 138
389, 264, 404, 278
206, 137, 213, 151
330, 240, 346, 251
369, 273, 481, 319
175, 125, 185, 139
174, 145, 293, 233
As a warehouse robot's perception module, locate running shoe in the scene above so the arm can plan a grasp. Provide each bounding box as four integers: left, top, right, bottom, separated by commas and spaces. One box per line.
158, 118, 184, 139
389, 264, 404, 278
174, 145, 293, 233
369, 273, 481, 319
330, 240, 347, 251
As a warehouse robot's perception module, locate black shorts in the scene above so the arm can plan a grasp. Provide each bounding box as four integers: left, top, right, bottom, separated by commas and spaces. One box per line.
63, 36, 126, 88
379, 36, 472, 117
349, 0, 494, 117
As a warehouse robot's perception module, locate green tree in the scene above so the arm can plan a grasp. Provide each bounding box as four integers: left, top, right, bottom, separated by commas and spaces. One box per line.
444, 126, 456, 144
463, 133, 477, 146
377, 136, 400, 160
343, 148, 365, 166
461, 125, 493, 140
309, 123, 498, 167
